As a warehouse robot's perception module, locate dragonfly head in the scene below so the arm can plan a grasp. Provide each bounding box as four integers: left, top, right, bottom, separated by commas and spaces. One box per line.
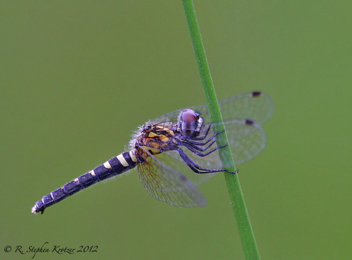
177, 109, 203, 138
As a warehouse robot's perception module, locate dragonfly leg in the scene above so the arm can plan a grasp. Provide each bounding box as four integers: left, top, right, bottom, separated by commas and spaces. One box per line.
186, 140, 217, 152
179, 129, 225, 148
191, 124, 212, 140
183, 143, 228, 157
187, 130, 225, 146
177, 148, 237, 174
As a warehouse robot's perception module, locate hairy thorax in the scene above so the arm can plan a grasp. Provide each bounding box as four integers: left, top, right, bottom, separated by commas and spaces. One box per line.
135, 124, 178, 156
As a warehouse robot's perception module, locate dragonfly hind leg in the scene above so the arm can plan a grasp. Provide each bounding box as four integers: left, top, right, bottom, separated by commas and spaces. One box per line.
177, 148, 237, 174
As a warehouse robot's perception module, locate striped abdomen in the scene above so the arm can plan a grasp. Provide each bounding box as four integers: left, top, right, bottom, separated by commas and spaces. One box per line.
31, 150, 137, 214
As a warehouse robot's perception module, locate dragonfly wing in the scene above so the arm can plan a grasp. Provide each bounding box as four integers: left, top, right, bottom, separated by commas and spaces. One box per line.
137, 147, 207, 207
151, 92, 273, 126
152, 150, 219, 187
218, 92, 273, 125
222, 119, 267, 166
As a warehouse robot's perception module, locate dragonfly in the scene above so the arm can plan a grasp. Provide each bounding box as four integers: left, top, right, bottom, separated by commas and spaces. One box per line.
31, 91, 273, 214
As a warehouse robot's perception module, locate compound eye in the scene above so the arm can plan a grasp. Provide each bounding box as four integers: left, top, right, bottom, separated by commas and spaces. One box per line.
183, 111, 197, 124
180, 109, 198, 137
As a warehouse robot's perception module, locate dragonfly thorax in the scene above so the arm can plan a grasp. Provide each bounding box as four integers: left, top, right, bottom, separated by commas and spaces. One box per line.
177, 109, 203, 138
135, 124, 176, 155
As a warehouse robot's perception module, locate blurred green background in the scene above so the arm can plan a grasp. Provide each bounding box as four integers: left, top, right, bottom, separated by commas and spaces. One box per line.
1, 1, 351, 259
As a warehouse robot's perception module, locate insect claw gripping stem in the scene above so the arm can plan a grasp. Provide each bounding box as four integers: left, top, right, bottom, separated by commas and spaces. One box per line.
225, 169, 239, 174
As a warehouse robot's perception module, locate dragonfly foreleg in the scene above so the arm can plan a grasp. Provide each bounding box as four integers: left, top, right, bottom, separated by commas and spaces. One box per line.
191, 124, 212, 140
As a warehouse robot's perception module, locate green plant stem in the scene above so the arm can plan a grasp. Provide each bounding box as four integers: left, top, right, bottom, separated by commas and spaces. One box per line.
182, 1, 260, 259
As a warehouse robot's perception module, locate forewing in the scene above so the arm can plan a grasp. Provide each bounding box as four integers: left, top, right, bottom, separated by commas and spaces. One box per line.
137, 147, 207, 207
218, 92, 273, 125
151, 92, 273, 126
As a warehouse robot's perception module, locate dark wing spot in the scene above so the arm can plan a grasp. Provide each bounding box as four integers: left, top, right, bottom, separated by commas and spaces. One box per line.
245, 119, 255, 125
251, 91, 262, 97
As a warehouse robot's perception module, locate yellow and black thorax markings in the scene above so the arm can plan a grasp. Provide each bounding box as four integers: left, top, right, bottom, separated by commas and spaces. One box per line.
136, 125, 177, 155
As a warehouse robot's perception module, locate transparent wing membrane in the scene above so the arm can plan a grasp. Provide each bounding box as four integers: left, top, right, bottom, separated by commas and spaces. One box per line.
137, 148, 207, 207
153, 151, 218, 187
152, 91, 273, 125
